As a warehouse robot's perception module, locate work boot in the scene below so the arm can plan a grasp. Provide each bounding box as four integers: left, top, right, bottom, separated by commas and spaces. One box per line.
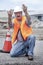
28, 55, 33, 60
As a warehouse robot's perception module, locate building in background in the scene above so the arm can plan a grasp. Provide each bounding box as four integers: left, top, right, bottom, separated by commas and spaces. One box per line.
0, 10, 8, 29
29, 10, 43, 21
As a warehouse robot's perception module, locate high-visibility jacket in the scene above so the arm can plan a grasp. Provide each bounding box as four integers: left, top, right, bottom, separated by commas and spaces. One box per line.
12, 16, 32, 44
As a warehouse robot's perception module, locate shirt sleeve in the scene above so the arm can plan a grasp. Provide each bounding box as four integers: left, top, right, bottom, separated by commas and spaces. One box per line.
12, 19, 15, 27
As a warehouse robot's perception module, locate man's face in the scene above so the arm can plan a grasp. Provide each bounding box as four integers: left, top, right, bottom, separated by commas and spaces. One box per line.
14, 11, 22, 21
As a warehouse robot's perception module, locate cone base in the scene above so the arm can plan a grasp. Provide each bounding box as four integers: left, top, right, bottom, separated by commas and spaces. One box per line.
0, 50, 10, 53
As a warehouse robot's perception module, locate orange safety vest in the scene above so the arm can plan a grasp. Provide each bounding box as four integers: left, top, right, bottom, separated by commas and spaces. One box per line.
12, 16, 32, 44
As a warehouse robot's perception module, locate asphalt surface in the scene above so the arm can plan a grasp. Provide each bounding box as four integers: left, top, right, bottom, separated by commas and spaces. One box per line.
0, 37, 43, 65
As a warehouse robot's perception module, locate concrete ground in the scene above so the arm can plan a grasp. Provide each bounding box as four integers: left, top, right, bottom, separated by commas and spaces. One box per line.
0, 37, 43, 65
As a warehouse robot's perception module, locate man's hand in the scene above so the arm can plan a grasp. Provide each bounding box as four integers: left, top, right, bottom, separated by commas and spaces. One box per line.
22, 4, 31, 25
7, 9, 13, 17
7, 9, 13, 28
22, 4, 27, 13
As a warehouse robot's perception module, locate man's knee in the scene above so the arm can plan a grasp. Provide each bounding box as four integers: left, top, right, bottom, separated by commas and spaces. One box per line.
30, 35, 36, 40
30, 35, 36, 46
27, 35, 36, 41
27, 35, 36, 46
10, 51, 17, 57
10, 51, 15, 57
10, 48, 17, 57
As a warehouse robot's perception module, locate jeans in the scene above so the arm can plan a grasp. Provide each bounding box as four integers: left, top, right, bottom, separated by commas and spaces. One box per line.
10, 35, 35, 57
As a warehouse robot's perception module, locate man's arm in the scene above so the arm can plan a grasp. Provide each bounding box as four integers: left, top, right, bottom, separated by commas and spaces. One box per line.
22, 4, 31, 25
7, 10, 13, 28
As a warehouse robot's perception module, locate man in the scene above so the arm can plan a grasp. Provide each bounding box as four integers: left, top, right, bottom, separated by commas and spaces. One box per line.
8, 4, 35, 60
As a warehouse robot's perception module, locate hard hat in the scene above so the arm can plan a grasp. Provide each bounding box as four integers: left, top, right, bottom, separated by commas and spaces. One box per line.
14, 6, 22, 13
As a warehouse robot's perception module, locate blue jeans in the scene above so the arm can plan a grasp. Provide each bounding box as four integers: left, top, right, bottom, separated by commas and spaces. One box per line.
10, 35, 35, 57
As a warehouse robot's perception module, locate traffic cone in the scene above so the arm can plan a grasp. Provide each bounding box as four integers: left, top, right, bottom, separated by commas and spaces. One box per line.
2, 28, 12, 53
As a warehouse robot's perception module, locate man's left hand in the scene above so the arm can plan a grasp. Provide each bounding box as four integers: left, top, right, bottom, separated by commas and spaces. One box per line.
22, 4, 27, 13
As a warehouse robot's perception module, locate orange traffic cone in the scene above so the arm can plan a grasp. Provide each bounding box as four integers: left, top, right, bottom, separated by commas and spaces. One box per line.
3, 28, 12, 53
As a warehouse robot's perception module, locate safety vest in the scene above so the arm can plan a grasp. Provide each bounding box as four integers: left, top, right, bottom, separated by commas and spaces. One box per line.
12, 16, 32, 44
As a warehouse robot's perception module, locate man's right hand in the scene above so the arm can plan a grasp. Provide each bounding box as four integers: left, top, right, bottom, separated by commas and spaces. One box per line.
7, 9, 13, 28
7, 9, 13, 17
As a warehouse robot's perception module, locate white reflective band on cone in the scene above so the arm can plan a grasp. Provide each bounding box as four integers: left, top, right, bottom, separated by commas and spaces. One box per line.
6, 37, 11, 41
7, 32, 10, 35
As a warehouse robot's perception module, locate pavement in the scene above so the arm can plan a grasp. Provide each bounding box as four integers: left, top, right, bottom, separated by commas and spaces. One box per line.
0, 37, 43, 65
